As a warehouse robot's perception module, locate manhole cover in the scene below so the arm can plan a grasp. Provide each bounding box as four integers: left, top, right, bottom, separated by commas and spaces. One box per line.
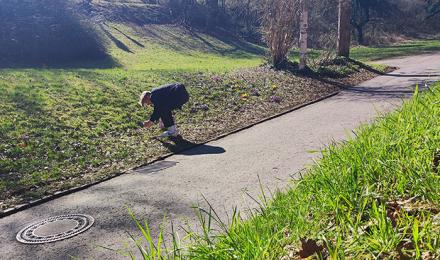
16, 214, 94, 244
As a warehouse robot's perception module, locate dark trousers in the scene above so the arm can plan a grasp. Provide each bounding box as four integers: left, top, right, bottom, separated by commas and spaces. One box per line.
161, 87, 189, 128
160, 110, 175, 128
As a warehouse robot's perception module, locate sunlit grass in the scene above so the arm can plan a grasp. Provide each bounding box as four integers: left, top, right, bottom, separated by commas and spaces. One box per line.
104, 24, 264, 72
180, 84, 440, 258
351, 39, 440, 61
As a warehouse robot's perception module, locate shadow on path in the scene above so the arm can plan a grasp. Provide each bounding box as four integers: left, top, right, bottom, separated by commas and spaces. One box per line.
337, 79, 437, 102
158, 136, 225, 156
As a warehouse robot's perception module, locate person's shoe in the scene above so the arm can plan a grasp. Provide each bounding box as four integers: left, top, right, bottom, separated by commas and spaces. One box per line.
159, 125, 179, 138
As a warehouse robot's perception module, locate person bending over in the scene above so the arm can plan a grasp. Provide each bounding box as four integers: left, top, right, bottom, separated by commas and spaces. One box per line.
139, 83, 189, 138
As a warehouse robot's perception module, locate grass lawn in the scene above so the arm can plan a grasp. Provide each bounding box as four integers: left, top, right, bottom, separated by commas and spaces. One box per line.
170, 83, 440, 259
351, 39, 440, 61
288, 39, 440, 72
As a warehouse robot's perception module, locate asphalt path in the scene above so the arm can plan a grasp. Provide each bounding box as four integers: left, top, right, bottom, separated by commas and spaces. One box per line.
1, 53, 439, 259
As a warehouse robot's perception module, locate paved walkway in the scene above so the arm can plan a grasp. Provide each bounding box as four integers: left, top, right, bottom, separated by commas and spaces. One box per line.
1, 53, 440, 259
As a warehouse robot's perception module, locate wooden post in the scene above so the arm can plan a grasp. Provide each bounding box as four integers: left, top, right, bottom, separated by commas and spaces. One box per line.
337, 0, 351, 57
299, 0, 308, 70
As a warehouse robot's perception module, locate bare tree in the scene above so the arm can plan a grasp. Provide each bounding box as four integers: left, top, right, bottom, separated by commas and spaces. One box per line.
261, 0, 300, 68
299, 0, 308, 69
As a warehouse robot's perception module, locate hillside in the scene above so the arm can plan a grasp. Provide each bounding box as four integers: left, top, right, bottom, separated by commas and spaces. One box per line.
1, 0, 238, 68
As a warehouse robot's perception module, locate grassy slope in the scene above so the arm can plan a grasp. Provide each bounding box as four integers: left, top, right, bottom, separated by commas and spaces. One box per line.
0, 24, 265, 206
106, 24, 264, 71
185, 84, 440, 259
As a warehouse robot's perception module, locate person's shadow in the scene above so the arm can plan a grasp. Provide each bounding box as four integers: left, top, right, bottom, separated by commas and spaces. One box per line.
157, 136, 226, 156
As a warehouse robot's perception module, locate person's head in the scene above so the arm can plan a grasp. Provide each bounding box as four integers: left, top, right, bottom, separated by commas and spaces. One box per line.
138, 91, 152, 107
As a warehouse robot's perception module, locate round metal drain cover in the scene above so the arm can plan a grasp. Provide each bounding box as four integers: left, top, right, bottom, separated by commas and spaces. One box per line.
16, 214, 94, 244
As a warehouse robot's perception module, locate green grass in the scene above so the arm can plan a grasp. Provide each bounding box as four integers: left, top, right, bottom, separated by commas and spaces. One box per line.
351, 39, 440, 61
161, 84, 440, 258
104, 24, 264, 72
0, 68, 253, 202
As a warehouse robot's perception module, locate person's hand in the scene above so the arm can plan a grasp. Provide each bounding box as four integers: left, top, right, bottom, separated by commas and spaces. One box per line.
143, 120, 154, 128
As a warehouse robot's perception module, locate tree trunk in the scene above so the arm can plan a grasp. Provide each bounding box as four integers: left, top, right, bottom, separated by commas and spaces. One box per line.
337, 0, 351, 57
299, 0, 308, 70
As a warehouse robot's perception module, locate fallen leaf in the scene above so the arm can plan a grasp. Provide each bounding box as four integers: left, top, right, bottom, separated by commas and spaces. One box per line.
386, 202, 401, 228
299, 239, 324, 258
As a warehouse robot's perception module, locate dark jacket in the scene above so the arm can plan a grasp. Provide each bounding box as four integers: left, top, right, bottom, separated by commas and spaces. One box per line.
149, 83, 189, 122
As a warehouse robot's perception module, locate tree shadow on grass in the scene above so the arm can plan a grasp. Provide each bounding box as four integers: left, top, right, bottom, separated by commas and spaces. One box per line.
107, 24, 145, 48
139, 25, 265, 59
289, 58, 387, 81
9, 88, 45, 117
101, 25, 134, 54
157, 136, 225, 156
199, 29, 266, 56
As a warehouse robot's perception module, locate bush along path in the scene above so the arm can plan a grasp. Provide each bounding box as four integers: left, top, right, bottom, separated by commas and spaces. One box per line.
180, 83, 440, 259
